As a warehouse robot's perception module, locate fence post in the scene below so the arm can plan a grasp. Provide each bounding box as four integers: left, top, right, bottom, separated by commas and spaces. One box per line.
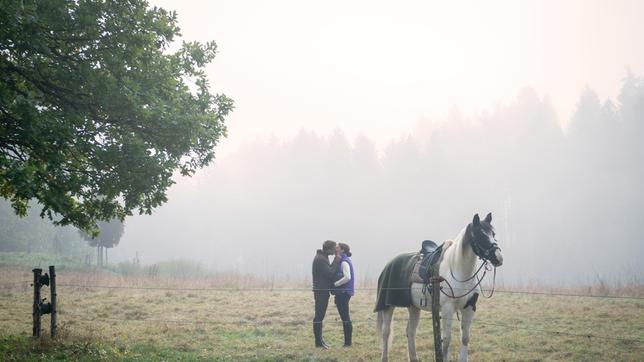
49, 265, 57, 338
430, 264, 443, 362
32, 268, 42, 338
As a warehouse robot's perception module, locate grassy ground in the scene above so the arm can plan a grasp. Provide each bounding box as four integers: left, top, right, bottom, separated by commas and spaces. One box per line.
0, 266, 642, 361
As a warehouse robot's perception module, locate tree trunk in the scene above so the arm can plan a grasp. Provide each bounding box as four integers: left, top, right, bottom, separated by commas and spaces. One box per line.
98, 246, 104, 267
105, 247, 108, 266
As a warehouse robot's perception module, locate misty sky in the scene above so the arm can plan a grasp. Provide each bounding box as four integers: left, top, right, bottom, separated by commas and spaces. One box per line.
151, 0, 644, 153
106, 1, 644, 286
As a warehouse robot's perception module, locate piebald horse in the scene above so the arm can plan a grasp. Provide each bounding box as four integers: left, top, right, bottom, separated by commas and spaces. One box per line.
376, 213, 503, 362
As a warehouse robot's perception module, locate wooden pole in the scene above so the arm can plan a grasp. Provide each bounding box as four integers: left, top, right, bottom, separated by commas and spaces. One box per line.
32, 268, 42, 338
49, 265, 57, 338
430, 264, 443, 362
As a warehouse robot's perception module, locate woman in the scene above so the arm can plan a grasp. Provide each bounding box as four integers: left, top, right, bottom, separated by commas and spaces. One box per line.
332, 242, 355, 347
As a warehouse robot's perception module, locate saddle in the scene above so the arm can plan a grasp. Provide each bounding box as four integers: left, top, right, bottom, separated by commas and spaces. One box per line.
410, 239, 450, 284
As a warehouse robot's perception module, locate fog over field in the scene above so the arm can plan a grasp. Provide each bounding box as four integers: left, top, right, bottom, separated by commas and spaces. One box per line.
111, 77, 644, 286
103, 0, 644, 286
3, 0, 644, 287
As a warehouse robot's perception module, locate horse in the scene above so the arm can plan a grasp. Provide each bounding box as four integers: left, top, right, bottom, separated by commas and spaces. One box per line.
375, 213, 503, 362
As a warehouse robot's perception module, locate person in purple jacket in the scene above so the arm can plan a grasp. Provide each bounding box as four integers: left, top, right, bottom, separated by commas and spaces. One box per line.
332, 242, 355, 347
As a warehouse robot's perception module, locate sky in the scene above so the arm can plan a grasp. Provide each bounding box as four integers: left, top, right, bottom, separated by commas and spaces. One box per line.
151, 0, 644, 153
103, 0, 644, 284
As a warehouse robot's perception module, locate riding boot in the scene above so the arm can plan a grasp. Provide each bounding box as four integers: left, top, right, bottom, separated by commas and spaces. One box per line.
313, 322, 327, 349
343, 321, 352, 347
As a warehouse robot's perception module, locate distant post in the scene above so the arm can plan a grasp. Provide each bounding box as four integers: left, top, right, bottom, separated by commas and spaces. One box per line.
430, 264, 443, 362
32, 268, 42, 338
49, 265, 57, 338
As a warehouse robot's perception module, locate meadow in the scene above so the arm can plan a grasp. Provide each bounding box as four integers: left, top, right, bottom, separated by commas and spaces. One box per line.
0, 262, 642, 361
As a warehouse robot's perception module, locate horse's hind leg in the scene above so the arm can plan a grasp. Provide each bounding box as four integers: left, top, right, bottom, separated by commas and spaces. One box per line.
459, 307, 475, 362
406, 306, 421, 362
379, 307, 395, 362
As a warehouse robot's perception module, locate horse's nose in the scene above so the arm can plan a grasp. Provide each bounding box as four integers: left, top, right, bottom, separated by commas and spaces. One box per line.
495, 249, 503, 266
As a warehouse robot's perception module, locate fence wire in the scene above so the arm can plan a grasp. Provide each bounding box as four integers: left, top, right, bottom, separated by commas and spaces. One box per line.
52, 283, 644, 300
0, 280, 32, 286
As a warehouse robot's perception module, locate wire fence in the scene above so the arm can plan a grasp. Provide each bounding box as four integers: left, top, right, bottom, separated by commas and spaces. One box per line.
38, 282, 644, 301
0, 280, 33, 286
4, 279, 643, 348
3, 275, 643, 299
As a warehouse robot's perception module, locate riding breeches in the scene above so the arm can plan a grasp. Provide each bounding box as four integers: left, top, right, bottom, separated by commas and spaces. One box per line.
334, 293, 352, 322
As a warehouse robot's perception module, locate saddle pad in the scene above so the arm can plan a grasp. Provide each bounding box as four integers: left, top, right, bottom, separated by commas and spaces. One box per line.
410, 282, 433, 311
412, 240, 452, 283
374, 241, 453, 312
374, 252, 417, 311
410, 255, 425, 283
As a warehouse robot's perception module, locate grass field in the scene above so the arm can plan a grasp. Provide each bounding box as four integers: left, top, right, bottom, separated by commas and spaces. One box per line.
0, 265, 642, 361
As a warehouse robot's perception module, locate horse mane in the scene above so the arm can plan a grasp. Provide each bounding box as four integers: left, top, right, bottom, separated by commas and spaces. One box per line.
445, 225, 472, 263
443, 239, 454, 252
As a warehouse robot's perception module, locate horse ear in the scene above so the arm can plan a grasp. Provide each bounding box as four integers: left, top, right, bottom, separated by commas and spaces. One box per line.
484, 212, 492, 223
472, 214, 480, 226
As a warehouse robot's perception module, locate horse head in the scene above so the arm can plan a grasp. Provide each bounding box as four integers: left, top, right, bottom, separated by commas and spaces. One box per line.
469, 212, 503, 267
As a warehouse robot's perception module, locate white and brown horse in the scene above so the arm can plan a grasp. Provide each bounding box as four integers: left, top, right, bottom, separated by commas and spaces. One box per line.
376, 213, 503, 362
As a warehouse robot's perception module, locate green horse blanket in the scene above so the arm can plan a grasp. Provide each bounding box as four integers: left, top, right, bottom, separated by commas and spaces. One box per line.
374, 252, 418, 312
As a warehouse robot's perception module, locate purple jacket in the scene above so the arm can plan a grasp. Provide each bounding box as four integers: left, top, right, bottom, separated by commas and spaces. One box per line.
332, 254, 355, 296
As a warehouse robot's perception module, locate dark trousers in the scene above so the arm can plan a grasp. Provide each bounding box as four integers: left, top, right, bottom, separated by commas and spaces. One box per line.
334, 293, 351, 322
334, 293, 352, 346
313, 291, 330, 346
313, 291, 330, 323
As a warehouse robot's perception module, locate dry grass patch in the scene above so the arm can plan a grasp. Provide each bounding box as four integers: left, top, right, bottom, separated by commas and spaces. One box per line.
0, 267, 642, 361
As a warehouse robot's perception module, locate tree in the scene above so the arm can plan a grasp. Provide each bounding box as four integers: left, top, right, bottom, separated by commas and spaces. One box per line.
81, 218, 124, 266
0, 0, 233, 234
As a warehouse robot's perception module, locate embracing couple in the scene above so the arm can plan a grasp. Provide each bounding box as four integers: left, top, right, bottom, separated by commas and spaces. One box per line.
311, 240, 355, 349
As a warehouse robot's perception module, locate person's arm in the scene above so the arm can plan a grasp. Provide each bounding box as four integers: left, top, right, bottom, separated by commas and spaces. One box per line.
334, 261, 351, 287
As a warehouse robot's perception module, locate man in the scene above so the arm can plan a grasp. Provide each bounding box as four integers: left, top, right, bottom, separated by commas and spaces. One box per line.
312, 240, 340, 349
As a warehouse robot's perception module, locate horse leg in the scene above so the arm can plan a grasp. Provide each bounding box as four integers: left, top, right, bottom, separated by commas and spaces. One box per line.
406, 306, 421, 362
379, 307, 395, 362
441, 303, 455, 361
459, 307, 475, 362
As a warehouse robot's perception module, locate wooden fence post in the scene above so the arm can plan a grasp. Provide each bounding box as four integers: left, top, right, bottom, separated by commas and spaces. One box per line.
431, 264, 443, 362
49, 265, 57, 338
32, 268, 42, 338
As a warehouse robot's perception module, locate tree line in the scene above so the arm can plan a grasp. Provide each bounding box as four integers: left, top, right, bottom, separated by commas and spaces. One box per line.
138, 71, 642, 285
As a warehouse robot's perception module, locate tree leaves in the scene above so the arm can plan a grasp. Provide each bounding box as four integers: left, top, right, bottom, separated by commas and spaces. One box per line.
0, 0, 233, 233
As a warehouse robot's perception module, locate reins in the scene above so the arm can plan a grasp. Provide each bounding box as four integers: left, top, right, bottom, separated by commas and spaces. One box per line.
440, 269, 485, 299
449, 260, 486, 283
422, 226, 501, 300
439, 261, 498, 299
478, 264, 497, 298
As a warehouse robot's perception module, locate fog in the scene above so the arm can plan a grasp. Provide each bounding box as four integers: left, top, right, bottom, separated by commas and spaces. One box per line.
106, 0, 644, 287
112, 74, 644, 286
4, 0, 638, 287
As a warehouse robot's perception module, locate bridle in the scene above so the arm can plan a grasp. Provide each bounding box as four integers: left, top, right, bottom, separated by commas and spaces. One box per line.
470, 235, 501, 264
442, 231, 501, 299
